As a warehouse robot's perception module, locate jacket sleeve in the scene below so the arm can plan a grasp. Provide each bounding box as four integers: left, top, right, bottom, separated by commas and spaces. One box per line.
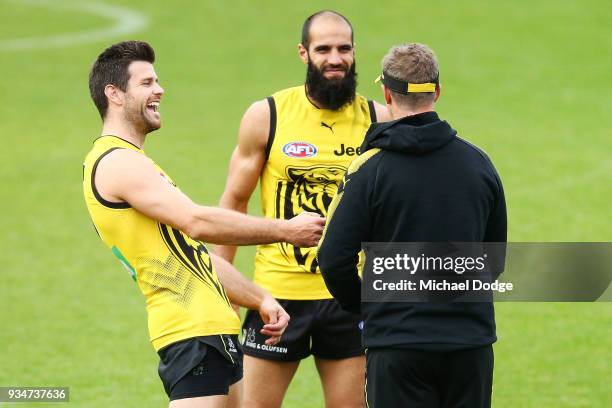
317, 150, 378, 314
484, 167, 507, 280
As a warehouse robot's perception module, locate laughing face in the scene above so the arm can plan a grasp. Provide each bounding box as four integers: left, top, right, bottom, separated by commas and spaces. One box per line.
123, 60, 164, 133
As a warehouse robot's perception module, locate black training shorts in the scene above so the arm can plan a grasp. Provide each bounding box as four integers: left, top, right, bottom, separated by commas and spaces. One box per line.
157, 335, 243, 401
242, 298, 363, 361
365, 345, 494, 408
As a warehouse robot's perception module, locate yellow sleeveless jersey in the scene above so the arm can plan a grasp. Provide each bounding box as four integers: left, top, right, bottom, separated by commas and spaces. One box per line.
255, 86, 376, 299
83, 136, 240, 351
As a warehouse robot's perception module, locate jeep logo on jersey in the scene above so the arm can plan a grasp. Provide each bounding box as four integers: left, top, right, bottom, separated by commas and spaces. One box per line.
282, 142, 317, 158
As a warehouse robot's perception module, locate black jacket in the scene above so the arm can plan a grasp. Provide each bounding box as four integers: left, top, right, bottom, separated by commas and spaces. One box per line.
317, 111, 507, 350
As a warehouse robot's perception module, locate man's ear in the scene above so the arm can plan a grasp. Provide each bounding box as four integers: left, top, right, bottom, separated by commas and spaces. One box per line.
104, 84, 124, 108
383, 86, 392, 105
434, 84, 441, 102
298, 43, 309, 65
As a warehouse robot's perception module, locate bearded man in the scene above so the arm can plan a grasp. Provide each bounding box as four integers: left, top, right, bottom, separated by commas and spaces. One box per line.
216, 10, 390, 408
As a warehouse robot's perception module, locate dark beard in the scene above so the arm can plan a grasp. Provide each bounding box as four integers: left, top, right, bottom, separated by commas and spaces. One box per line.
305, 60, 357, 110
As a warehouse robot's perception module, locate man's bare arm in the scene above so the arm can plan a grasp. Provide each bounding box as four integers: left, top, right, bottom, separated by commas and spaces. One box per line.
373, 101, 391, 122
216, 100, 270, 262
93, 147, 324, 246
211, 254, 289, 345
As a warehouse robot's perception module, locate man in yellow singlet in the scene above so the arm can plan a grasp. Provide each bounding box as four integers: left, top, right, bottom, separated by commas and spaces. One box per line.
83, 41, 325, 408
217, 11, 390, 408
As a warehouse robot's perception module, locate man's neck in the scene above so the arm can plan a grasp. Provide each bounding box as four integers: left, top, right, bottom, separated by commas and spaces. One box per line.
390, 104, 435, 121
101, 116, 145, 149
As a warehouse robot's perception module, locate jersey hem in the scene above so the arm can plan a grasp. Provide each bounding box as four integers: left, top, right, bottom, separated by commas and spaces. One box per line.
265, 291, 334, 300
152, 327, 241, 352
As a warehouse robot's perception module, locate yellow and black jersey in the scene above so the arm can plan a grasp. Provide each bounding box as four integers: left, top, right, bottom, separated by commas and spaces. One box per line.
82, 136, 240, 351
255, 85, 376, 299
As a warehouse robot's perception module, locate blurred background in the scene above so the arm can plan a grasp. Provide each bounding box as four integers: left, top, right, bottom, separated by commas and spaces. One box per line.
0, 0, 610, 406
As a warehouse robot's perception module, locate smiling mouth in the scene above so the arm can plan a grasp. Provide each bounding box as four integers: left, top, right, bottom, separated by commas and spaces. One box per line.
323, 68, 346, 77
147, 101, 160, 113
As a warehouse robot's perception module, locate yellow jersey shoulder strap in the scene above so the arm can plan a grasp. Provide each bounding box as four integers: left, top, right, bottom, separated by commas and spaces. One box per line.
367, 99, 377, 124
85, 135, 144, 209
264, 96, 276, 159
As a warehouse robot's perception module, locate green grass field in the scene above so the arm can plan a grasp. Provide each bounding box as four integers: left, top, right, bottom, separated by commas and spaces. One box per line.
1, 0, 610, 406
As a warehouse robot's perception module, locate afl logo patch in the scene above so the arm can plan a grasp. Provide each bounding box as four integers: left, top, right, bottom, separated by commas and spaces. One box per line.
282, 142, 317, 158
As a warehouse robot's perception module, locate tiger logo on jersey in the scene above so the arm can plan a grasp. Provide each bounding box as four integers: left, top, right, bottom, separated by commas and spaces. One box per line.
275, 165, 347, 273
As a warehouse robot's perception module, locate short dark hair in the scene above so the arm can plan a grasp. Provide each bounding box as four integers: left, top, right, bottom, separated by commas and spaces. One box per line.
88, 40, 155, 119
301, 10, 353, 50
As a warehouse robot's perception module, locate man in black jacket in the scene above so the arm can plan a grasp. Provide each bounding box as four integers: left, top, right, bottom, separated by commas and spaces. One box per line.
317, 43, 507, 408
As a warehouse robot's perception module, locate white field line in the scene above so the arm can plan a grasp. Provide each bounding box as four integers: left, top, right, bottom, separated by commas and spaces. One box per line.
0, 0, 148, 51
